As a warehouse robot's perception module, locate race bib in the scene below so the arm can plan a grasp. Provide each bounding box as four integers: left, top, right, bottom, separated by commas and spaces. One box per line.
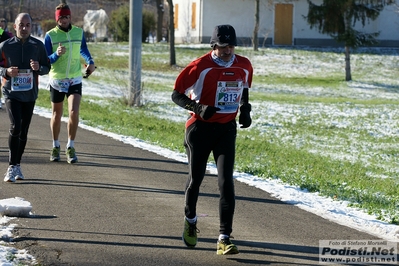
53, 79, 71, 93
11, 69, 33, 91
49, 77, 82, 93
215, 80, 243, 113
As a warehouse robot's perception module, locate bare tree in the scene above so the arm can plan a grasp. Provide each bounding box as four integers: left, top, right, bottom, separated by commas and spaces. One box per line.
18, 0, 23, 13
155, 0, 164, 42
0, 0, 16, 22
166, 0, 175, 65
252, 0, 259, 51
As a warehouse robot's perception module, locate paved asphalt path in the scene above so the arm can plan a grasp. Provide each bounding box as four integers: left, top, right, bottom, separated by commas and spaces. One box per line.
0, 109, 388, 266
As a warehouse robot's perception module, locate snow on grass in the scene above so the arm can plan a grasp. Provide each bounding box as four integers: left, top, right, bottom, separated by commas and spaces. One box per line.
2, 44, 399, 265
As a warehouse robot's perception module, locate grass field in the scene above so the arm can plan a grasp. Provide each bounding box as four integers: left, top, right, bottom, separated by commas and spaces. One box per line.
35, 42, 399, 225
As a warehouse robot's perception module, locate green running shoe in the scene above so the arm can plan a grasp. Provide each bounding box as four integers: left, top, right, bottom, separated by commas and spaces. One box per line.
66, 147, 78, 164
182, 218, 199, 248
50, 146, 61, 162
216, 237, 239, 255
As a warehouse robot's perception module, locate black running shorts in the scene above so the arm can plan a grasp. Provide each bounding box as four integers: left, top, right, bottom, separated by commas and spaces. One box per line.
50, 83, 82, 103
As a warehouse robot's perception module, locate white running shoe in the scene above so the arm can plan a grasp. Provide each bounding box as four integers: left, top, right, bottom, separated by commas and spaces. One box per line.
4, 165, 16, 182
0, 101, 2, 109
15, 165, 24, 180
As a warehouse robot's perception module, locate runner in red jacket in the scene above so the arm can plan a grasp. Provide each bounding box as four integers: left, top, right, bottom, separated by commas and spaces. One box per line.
172, 24, 253, 255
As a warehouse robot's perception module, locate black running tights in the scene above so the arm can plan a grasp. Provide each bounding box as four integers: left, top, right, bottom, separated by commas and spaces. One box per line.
5, 99, 35, 165
184, 119, 237, 236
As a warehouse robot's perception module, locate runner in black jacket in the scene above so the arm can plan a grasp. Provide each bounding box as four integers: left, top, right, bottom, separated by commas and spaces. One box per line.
0, 13, 51, 182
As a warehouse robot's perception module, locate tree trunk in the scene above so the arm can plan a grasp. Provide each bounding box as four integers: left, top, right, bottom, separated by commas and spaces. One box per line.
253, 0, 259, 51
167, 0, 176, 66
18, 0, 23, 13
344, 10, 352, 81
156, 0, 164, 43
345, 46, 351, 81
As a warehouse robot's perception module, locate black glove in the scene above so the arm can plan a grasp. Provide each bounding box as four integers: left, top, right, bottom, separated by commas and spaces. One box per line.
239, 103, 252, 128
171, 92, 221, 120
193, 103, 221, 120
83, 65, 97, 78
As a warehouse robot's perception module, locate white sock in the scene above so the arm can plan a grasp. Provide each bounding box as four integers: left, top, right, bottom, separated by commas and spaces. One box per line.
219, 234, 229, 241
66, 140, 74, 149
53, 140, 60, 148
185, 216, 197, 224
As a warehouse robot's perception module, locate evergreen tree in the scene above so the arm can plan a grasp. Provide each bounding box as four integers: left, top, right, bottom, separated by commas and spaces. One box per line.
305, 0, 394, 81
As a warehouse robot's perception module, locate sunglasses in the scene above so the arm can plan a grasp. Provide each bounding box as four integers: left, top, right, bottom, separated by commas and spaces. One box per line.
0, 20, 6, 23
58, 15, 70, 20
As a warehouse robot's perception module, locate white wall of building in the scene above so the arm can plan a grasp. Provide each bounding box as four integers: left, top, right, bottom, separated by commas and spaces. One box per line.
172, 0, 399, 46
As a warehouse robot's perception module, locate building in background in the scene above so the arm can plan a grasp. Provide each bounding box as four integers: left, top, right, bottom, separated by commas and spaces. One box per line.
172, 0, 399, 47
